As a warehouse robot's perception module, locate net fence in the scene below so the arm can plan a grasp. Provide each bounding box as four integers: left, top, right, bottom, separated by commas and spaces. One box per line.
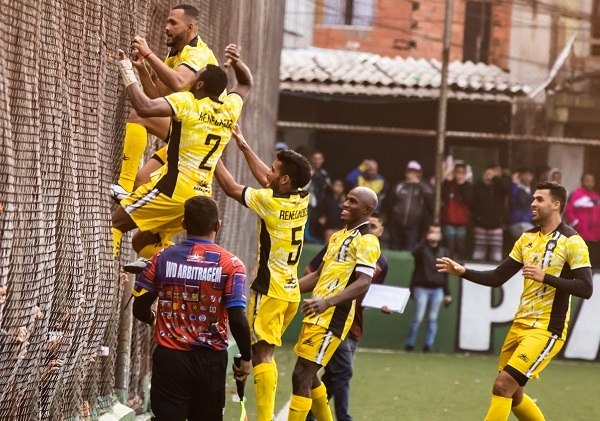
0, 0, 284, 419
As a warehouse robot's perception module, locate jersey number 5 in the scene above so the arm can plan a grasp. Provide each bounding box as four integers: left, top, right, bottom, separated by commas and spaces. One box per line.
287, 226, 303, 264
198, 134, 222, 170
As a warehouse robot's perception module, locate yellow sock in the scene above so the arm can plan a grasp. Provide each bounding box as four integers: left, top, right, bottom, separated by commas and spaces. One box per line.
254, 362, 277, 421
112, 227, 123, 259
485, 395, 512, 421
118, 122, 147, 192
288, 395, 312, 421
310, 383, 333, 421
512, 394, 545, 421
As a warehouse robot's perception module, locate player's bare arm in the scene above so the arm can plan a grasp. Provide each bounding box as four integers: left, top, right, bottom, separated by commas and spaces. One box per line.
214, 160, 244, 203
133, 35, 197, 94
302, 272, 372, 316
225, 44, 253, 100
118, 50, 174, 118
298, 266, 322, 293
232, 125, 269, 187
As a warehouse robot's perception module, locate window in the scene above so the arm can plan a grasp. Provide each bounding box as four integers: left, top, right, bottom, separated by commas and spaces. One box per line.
463, 1, 492, 63
321, 0, 376, 26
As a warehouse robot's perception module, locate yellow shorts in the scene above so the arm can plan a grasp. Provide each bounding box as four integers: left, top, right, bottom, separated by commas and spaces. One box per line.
247, 291, 298, 347
294, 323, 342, 367
499, 322, 564, 385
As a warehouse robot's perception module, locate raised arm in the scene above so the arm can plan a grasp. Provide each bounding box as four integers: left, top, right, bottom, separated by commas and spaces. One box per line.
132, 36, 198, 94
214, 160, 244, 203
437, 256, 522, 288
224, 44, 253, 101
232, 125, 269, 187
118, 50, 174, 118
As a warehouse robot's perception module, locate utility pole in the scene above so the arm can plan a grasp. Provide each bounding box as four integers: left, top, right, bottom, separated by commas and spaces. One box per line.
434, 0, 454, 223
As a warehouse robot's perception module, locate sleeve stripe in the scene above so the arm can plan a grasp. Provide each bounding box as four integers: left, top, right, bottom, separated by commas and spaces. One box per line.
180, 62, 199, 72
241, 186, 249, 208
356, 266, 375, 277
164, 97, 176, 116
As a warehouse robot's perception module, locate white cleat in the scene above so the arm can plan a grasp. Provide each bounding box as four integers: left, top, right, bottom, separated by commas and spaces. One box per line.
123, 258, 150, 274
109, 183, 130, 202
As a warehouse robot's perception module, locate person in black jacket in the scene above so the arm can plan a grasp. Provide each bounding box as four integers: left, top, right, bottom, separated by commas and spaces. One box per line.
472, 165, 508, 262
404, 223, 452, 352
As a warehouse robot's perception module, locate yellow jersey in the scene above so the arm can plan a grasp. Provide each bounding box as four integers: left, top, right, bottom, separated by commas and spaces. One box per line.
242, 187, 310, 302
304, 222, 380, 338
510, 223, 590, 339
164, 36, 218, 81
157, 92, 243, 201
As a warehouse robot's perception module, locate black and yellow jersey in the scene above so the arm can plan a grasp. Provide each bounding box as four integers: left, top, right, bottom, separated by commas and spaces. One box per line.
155, 92, 243, 200
164, 36, 218, 84
510, 223, 590, 339
304, 222, 381, 337
242, 187, 310, 302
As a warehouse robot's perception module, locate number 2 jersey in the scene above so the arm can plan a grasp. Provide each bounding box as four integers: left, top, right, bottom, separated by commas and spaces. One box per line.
155, 92, 243, 201
304, 221, 381, 338
242, 187, 310, 303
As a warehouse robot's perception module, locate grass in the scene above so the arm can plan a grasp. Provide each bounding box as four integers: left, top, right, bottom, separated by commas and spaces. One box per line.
223, 344, 600, 420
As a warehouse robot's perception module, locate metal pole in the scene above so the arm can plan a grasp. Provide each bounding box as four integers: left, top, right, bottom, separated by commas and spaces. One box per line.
434, 0, 454, 224
115, 265, 134, 404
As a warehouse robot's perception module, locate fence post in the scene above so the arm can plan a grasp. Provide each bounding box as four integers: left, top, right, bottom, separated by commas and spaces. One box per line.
115, 266, 134, 404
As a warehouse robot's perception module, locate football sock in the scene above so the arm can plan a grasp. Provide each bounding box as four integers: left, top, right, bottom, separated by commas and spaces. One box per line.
118, 123, 147, 192
112, 227, 123, 259
485, 395, 512, 421
310, 383, 333, 421
288, 395, 312, 421
254, 362, 277, 421
512, 394, 545, 421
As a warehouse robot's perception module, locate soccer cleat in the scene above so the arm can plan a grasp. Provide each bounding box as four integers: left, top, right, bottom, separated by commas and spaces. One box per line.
123, 258, 150, 274
109, 183, 130, 203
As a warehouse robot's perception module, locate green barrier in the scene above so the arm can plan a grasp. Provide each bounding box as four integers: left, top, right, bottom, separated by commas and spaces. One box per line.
282, 244, 460, 353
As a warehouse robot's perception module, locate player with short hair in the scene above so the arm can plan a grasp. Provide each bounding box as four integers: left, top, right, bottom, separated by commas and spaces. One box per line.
287, 186, 381, 421
111, 4, 218, 202
437, 181, 593, 421
214, 125, 312, 421
131, 196, 252, 421
112, 43, 252, 260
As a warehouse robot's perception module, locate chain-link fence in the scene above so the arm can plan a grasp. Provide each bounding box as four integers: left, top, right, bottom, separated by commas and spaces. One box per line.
0, 0, 284, 419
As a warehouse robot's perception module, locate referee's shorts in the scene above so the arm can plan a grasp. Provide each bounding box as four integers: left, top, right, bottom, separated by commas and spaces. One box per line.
151, 345, 228, 421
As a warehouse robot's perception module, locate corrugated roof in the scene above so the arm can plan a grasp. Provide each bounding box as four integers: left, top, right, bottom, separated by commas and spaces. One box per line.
280, 48, 531, 101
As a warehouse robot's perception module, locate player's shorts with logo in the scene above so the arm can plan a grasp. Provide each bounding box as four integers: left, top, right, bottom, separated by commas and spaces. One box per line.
499, 322, 564, 385
294, 322, 342, 366
247, 290, 298, 347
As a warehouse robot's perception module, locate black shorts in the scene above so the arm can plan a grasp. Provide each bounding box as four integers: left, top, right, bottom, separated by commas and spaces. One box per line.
151, 345, 228, 421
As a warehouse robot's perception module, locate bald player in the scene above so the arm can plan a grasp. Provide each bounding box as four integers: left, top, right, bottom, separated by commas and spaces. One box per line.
287, 187, 381, 421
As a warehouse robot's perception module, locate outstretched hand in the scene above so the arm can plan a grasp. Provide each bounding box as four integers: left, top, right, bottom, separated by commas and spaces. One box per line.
231, 124, 249, 150
436, 257, 466, 276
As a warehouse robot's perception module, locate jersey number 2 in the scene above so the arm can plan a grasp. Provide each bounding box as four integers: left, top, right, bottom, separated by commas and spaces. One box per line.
287, 226, 303, 264
198, 134, 221, 170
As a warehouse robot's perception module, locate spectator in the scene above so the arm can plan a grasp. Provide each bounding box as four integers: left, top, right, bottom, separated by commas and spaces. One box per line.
547, 167, 562, 184
317, 179, 346, 243
307, 151, 332, 243
405, 223, 452, 352
345, 159, 387, 210
472, 165, 508, 262
509, 168, 534, 240
386, 160, 433, 251
565, 173, 600, 267
441, 161, 473, 260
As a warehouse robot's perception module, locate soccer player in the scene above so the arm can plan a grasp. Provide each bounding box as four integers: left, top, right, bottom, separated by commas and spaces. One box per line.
437, 181, 593, 421
287, 186, 381, 421
214, 125, 312, 421
131, 196, 252, 421
112, 43, 252, 259
111, 4, 218, 201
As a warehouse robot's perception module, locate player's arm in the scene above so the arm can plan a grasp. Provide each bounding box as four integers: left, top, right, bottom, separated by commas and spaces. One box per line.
117, 50, 174, 118
224, 44, 253, 101
132, 36, 197, 93
542, 267, 593, 299
299, 264, 323, 293
232, 125, 269, 187
437, 256, 521, 287
132, 291, 157, 325
215, 160, 244, 203
302, 271, 372, 316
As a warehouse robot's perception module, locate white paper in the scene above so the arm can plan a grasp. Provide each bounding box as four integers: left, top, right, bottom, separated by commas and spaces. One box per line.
362, 284, 411, 314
